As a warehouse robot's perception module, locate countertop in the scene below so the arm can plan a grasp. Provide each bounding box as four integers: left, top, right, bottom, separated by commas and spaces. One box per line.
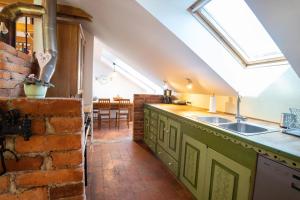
146, 104, 300, 168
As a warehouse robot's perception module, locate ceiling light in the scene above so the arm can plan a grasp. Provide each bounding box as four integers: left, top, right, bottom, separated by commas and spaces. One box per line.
111, 62, 117, 78
163, 81, 168, 89
186, 78, 193, 89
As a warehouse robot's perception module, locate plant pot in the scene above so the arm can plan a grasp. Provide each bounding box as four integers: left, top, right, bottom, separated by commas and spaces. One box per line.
24, 84, 48, 98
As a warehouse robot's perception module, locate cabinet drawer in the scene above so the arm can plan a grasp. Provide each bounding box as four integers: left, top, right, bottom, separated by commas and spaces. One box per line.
157, 145, 179, 177
150, 126, 158, 135
150, 119, 158, 127
149, 132, 157, 143
151, 112, 158, 119
146, 139, 156, 153
144, 108, 150, 116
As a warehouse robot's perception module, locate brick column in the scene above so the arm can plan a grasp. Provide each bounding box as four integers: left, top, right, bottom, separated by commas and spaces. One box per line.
0, 98, 85, 200
133, 94, 163, 141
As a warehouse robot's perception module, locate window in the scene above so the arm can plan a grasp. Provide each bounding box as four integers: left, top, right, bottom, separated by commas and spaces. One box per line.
191, 0, 286, 67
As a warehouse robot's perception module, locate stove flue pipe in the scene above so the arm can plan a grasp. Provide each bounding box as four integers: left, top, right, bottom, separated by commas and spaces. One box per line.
40, 0, 57, 83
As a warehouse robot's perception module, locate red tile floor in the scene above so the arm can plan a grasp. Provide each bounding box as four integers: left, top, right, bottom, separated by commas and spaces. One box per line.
86, 120, 195, 200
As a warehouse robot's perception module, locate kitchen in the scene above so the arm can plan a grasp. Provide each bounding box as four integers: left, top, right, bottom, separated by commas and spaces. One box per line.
0, 0, 299, 200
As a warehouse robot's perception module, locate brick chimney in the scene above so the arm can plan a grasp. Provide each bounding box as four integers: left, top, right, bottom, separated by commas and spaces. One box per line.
0, 42, 32, 97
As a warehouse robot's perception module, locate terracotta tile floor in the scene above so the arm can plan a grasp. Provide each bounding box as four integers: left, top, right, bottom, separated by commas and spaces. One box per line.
92, 119, 132, 142
86, 120, 195, 200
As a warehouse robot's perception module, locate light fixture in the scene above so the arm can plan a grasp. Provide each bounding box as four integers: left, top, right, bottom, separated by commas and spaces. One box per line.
186, 78, 193, 89
163, 80, 168, 90
111, 62, 117, 78
0, 22, 8, 35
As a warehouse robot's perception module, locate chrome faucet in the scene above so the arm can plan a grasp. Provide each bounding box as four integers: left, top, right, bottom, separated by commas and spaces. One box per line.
235, 95, 246, 122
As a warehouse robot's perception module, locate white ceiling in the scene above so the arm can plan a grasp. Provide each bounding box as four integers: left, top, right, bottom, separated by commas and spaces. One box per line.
58, 0, 235, 95
57, 0, 300, 95
245, 0, 300, 78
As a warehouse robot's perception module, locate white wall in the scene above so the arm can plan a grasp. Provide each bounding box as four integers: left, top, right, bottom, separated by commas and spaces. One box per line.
179, 68, 300, 123
92, 38, 147, 100
82, 30, 94, 107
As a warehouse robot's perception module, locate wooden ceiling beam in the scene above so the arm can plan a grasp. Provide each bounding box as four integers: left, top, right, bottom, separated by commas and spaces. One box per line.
57, 4, 92, 21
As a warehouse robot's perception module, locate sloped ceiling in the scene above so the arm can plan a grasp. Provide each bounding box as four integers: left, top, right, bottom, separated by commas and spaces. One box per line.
58, 0, 235, 95
245, 0, 300, 78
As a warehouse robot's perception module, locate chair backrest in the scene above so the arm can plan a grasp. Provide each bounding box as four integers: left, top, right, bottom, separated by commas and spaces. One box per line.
98, 98, 111, 109
117, 99, 131, 110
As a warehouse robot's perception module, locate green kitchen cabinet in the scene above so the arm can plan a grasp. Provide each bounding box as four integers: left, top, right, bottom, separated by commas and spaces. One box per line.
180, 134, 207, 199
157, 114, 168, 149
144, 108, 150, 140
157, 145, 179, 176
157, 114, 181, 160
145, 109, 159, 153
143, 105, 272, 200
204, 148, 251, 200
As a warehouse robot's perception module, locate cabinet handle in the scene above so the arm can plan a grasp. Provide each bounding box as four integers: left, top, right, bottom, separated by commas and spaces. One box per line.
293, 175, 300, 181
291, 183, 300, 192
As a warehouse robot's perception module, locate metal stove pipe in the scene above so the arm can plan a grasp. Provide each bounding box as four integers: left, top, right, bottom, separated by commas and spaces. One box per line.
40, 0, 57, 83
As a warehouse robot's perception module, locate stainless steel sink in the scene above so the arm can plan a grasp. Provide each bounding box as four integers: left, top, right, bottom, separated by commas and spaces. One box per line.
218, 122, 273, 136
187, 115, 231, 124
197, 116, 232, 124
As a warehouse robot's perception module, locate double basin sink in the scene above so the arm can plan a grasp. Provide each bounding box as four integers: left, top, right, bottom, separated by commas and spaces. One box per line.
187, 115, 275, 136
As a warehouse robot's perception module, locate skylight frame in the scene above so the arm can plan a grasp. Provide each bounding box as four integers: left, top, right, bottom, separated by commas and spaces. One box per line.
189, 0, 287, 67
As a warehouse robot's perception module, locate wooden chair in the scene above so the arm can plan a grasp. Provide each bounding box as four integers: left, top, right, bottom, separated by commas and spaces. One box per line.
97, 98, 111, 129
115, 99, 130, 129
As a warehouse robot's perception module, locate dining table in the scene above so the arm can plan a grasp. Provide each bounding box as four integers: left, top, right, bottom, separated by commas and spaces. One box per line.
93, 101, 133, 121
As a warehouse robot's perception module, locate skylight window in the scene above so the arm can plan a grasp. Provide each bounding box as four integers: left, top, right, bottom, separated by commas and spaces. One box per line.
191, 0, 286, 66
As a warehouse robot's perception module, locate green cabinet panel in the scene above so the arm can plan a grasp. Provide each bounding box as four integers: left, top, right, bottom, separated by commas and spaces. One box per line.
158, 114, 168, 148
151, 111, 158, 119
146, 138, 156, 153
144, 109, 150, 141
150, 126, 157, 135
167, 119, 181, 160
150, 118, 158, 128
204, 148, 251, 200
149, 133, 157, 143
180, 134, 207, 199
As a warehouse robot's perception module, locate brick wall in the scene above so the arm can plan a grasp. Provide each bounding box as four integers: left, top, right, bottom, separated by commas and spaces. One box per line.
0, 98, 85, 200
0, 42, 32, 97
133, 94, 163, 141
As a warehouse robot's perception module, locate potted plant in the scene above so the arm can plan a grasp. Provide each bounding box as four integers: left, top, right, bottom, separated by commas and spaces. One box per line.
19, 52, 55, 98
23, 74, 54, 98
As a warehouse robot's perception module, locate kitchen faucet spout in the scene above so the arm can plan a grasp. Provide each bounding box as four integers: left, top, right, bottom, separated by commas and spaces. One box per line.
236, 95, 246, 122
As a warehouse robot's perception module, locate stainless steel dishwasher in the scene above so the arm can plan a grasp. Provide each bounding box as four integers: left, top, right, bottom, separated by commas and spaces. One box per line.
253, 155, 300, 200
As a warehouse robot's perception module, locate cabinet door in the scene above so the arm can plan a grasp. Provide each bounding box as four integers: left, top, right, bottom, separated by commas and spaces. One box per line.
180, 135, 207, 200
166, 119, 181, 160
144, 109, 150, 141
47, 21, 80, 97
157, 114, 168, 148
204, 148, 251, 200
